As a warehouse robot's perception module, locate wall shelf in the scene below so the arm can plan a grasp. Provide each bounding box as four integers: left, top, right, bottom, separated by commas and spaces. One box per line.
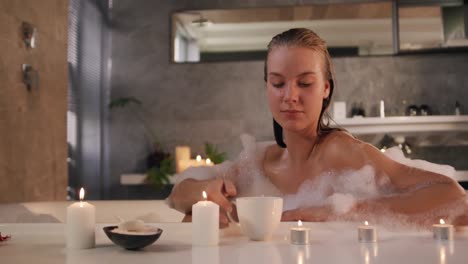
120, 116, 468, 187
333, 115, 468, 146
121, 174, 177, 186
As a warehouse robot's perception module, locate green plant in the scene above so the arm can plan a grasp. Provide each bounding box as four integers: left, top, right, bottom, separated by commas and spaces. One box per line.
109, 96, 159, 147
146, 156, 175, 189
204, 143, 227, 164
109, 96, 175, 189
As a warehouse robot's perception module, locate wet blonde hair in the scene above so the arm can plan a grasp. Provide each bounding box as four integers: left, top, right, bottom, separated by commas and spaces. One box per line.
264, 28, 337, 148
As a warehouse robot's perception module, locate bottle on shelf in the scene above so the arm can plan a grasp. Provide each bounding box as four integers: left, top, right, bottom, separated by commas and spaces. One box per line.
455, 101, 461, 116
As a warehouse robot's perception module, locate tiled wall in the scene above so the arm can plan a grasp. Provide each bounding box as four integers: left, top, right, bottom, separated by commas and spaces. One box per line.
0, 0, 68, 202
333, 54, 468, 117
108, 0, 468, 198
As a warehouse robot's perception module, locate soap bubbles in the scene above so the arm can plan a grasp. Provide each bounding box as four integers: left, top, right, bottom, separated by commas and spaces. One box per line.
234, 141, 467, 230
173, 135, 467, 230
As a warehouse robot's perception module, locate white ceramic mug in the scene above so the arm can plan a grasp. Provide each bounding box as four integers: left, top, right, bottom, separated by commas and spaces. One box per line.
236, 196, 283, 241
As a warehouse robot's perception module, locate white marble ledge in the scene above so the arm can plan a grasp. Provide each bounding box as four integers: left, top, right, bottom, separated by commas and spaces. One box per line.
2, 222, 468, 264
0, 200, 184, 223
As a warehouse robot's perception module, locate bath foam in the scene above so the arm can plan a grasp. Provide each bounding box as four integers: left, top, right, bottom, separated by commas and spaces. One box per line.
282, 165, 385, 213
384, 147, 456, 178
326, 193, 357, 215
171, 135, 468, 229
337, 196, 468, 231
233, 137, 467, 230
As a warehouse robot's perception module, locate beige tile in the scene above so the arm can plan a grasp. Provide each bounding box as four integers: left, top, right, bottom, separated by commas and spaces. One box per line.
0, 0, 67, 202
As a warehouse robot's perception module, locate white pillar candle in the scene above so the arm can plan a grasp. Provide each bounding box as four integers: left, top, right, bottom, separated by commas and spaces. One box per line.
358, 221, 377, 243
290, 220, 310, 245
178, 159, 191, 172
192, 191, 219, 246
66, 188, 95, 249
175, 146, 191, 173
433, 219, 454, 241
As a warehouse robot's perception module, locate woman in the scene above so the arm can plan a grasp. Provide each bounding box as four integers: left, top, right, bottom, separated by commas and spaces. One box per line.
167, 28, 466, 228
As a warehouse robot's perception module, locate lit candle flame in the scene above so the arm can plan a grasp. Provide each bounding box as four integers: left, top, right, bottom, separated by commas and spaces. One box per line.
196, 155, 202, 162
79, 188, 85, 201
364, 221, 369, 226
440, 219, 445, 225
202, 191, 207, 200
440, 246, 446, 264
206, 158, 212, 165
298, 220, 303, 227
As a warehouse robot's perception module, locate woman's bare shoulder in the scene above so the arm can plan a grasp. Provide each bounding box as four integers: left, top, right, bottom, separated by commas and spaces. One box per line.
319, 130, 374, 169
264, 143, 285, 162
320, 130, 364, 150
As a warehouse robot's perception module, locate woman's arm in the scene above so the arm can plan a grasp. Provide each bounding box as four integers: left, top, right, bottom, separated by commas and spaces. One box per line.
283, 132, 466, 222
167, 161, 239, 214
332, 133, 464, 213
359, 142, 465, 215
349, 179, 464, 215
282, 179, 465, 222
168, 177, 236, 214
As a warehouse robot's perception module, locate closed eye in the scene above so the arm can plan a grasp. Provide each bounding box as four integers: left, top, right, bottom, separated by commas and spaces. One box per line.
272, 83, 284, 88
298, 83, 312, 88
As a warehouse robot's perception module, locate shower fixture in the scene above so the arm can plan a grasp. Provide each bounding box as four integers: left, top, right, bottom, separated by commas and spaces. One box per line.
22, 64, 39, 91
22, 21, 37, 49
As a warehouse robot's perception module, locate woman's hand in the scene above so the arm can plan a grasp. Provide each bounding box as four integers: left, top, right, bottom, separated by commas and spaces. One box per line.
281, 206, 334, 222
206, 178, 237, 228
205, 178, 237, 213
181, 178, 237, 228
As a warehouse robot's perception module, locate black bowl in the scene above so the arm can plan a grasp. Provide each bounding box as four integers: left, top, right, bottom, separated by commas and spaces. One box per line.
103, 226, 163, 250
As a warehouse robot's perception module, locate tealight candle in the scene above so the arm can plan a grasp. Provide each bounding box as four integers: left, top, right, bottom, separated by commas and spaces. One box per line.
290, 220, 310, 245
433, 219, 454, 241
358, 221, 377, 243
66, 188, 95, 249
192, 191, 219, 246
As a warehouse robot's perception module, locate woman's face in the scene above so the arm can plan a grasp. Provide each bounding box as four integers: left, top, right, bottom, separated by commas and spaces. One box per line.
266, 45, 330, 135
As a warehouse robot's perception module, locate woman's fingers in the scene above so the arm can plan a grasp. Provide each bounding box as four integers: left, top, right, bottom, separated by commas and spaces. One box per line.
281, 209, 299, 221
223, 179, 237, 197
210, 192, 233, 213
282, 207, 330, 222
206, 180, 233, 212
219, 211, 230, 228
230, 205, 239, 222
182, 214, 192, 222
205, 178, 235, 213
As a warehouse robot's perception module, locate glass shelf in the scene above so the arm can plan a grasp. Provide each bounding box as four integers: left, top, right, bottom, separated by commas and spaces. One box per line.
333, 115, 468, 146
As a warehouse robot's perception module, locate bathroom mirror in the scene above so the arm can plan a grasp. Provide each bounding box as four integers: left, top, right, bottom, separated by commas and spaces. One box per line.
171, 2, 394, 63
398, 1, 468, 52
